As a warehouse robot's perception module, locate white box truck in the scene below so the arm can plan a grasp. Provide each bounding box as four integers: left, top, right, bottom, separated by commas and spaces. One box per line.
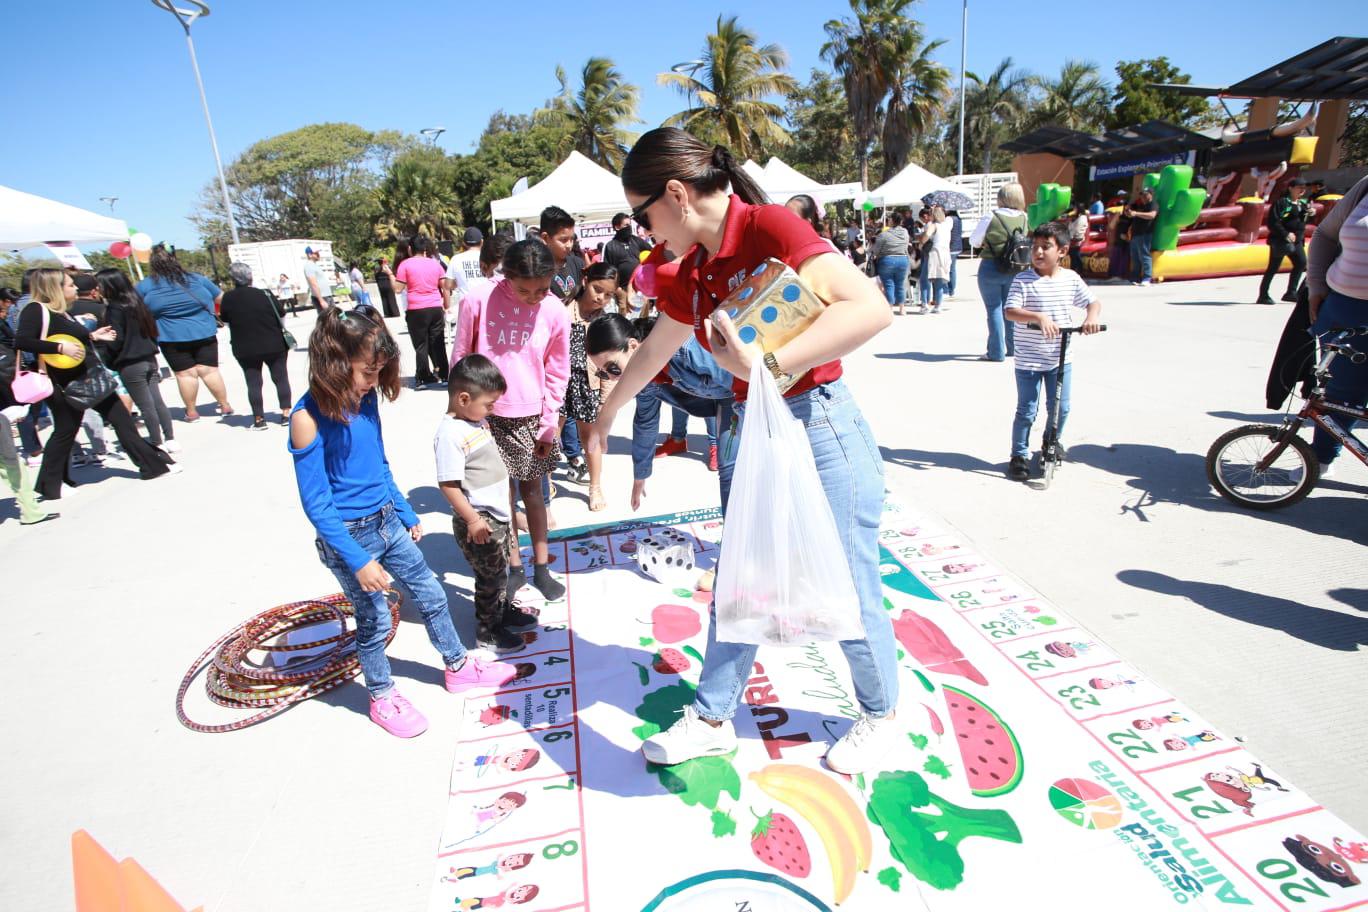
226, 239, 341, 305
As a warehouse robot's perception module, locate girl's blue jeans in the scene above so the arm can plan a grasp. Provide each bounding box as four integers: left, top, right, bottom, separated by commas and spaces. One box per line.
978, 262, 1018, 361
315, 503, 467, 697
693, 380, 899, 721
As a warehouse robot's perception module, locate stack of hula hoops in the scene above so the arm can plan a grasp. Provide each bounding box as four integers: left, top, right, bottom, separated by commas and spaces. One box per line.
176, 591, 401, 733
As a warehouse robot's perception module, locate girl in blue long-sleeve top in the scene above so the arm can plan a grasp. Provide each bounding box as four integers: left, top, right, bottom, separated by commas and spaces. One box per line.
289, 306, 515, 738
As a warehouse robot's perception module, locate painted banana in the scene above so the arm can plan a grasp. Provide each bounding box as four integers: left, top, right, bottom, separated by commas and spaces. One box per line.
750, 763, 872, 905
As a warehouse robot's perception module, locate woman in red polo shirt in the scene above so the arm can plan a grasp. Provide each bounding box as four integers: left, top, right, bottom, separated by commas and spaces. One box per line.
587, 128, 899, 775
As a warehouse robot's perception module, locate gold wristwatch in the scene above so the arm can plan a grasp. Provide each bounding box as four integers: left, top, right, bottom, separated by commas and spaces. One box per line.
762, 351, 787, 382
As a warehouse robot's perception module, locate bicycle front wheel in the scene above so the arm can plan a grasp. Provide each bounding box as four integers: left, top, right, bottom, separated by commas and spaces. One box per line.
1206, 424, 1319, 510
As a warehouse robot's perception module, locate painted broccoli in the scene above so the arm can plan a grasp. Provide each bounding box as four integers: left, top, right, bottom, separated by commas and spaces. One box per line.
866, 769, 1022, 891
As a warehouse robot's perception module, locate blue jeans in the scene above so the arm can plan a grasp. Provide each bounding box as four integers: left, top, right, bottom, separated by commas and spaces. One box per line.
978, 261, 1018, 361
315, 503, 466, 697
1012, 364, 1072, 457
918, 257, 931, 305
875, 255, 910, 306
634, 384, 736, 507
1129, 234, 1153, 282
560, 418, 582, 460
669, 406, 718, 447
948, 254, 959, 297
693, 380, 898, 721
1311, 290, 1368, 463
350, 288, 372, 307
930, 278, 948, 309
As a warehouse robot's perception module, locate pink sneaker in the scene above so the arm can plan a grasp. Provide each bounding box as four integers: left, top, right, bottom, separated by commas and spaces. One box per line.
369, 690, 428, 738
445, 657, 517, 694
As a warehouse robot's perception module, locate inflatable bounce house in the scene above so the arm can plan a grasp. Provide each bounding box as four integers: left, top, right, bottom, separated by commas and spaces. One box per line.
1005, 36, 1365, 282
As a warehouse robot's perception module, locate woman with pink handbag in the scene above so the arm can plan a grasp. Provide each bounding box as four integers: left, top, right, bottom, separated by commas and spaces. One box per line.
14, 269, 176, 501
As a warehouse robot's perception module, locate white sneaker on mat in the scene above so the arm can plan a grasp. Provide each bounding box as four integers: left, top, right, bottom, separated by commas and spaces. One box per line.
825, 711, 902, 775
642, 705, 737, 766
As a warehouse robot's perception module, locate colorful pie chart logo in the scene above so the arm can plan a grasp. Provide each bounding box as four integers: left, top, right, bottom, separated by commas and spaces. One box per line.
1050, 777, 1124, 830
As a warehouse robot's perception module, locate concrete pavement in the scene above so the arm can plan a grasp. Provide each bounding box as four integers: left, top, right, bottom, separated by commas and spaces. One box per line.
1, 260, 1362, 911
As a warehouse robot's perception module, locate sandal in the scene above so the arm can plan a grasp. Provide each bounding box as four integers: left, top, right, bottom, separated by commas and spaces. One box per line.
589, 485, 606, 512
183, 411, 200, 423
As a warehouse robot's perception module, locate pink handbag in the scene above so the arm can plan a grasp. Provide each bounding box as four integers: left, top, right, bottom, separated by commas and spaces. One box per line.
11, 304, 54, 404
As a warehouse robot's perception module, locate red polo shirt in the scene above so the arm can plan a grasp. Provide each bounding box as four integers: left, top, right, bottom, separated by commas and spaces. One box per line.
654, 195, 842, 398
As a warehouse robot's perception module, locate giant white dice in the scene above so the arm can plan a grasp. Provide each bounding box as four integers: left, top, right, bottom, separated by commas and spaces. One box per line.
635, 528, 696, 586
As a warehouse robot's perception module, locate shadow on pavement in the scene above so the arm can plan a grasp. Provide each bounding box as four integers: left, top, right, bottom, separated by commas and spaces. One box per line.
874, 351, 982, 363
1067, 442, 1368, 545
1117, 569, 1368, 652
1168, 300, 1244, 307
880, 445, 1003, 476
1207, 410, 1286, 423
1329, 588, 1368, 612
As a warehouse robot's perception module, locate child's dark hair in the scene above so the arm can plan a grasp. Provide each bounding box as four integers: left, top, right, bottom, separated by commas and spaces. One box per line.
786, 194, 822, 232
95, 268, 158, 341
503, 239, 555, 279
449, 353, 507, 398
576, 262, 619, 298
539, 206, 575, 236
307, 306, 401, 421
1032, 221, 1072, 250
480, 233, 513, 270
584, 312, 655, 356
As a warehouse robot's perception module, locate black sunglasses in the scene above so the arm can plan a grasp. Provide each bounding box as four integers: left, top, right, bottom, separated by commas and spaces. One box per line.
630, 188, 666, 232
594, 361, 623, 381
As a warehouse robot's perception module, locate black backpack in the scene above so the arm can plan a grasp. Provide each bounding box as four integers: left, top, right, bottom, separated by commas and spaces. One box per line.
988, 213, 1031, 273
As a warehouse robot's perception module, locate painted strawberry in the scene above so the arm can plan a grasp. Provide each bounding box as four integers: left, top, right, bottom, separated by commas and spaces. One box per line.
479, 705, 514, 726
653, 648, 690, 675
750, 810, 811, 877
521, 630, 540, 644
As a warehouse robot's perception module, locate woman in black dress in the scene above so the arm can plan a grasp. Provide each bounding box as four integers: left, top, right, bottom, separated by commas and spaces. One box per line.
15, 269, 174, 500
375, 256, 399, 317
219, 262, 293, 429
96, 269, 177, 452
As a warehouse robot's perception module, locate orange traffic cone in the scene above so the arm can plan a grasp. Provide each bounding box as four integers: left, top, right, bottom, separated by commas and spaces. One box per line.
71, 830, 121, 912
118, 858, 189, 912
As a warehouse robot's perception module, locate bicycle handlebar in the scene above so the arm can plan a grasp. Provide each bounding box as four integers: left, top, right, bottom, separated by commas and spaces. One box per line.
1326, 325, 1368, 337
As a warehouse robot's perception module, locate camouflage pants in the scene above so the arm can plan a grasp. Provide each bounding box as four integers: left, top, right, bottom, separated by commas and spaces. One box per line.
452, 511, 511, 638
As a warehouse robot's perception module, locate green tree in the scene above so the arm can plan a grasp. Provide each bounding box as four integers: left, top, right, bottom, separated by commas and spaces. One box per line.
1340, 101, 1368, 167
658, 15, 797, 160
784, 69, 860, 184
1032, 60, 1110, 133
539, 57, 640, 171
450, 112, 571, 233
376, 147, 461, 241
822, 0, 914, 189
880, 32, 952, 182
1109, 57, 1211, 129
190, 122, 408, 255
963, 58, 1033, 174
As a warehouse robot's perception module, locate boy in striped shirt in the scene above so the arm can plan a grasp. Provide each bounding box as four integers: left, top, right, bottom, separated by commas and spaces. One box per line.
1003, 222, 1104, 481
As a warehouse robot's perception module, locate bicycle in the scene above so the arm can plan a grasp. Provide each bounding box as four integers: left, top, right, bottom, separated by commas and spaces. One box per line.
1206, 326, 1368, 509
1025, 323, 1108, 490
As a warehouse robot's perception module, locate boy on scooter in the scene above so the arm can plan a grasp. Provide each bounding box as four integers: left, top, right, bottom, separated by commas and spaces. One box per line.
1003, 222, 1104, 481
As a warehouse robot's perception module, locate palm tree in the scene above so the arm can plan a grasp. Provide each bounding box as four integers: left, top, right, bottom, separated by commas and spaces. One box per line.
658, 15, 797, 160
1032, 60, 1110, 133
880, 33, 952, 182
375, 150, 460, 241
822, 0, 915, 189
539, 57, 640, 171
963, 57, 1033, 174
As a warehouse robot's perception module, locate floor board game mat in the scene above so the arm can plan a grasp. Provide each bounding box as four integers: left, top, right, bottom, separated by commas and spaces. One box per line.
428, 498, 1368, 911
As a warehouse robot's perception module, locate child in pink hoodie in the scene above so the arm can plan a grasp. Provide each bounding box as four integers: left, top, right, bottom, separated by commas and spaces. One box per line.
453, 240, 570, 601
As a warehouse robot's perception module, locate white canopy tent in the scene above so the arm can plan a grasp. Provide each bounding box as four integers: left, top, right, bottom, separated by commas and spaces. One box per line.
0, 184, 129, 250
490, 151, 630, 227
867, 162, 962, 207
743, 158, 863, 205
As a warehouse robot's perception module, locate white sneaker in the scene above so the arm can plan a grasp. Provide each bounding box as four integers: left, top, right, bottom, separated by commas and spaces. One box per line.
161, 440, 181, 454
1139, 279, 1152, 286
825, 711, 903, 775
641, 705, 737, 765
1318, 461, 1335, 479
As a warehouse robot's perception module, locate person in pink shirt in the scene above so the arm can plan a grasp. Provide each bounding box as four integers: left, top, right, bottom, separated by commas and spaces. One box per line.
453, 240, 570, 602
394, 236, 449, 388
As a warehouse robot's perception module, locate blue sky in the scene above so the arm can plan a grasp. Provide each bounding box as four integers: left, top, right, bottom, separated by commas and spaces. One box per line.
2, 1, 1356, 248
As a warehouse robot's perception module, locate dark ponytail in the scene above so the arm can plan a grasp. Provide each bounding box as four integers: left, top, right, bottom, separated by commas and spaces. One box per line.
584, 312, 656, 357
622, 128, 769, 207
502, 239, 555, 279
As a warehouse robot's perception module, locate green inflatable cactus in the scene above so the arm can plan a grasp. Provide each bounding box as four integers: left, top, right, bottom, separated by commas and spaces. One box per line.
1028, 183, 1072, 228
1148, 165, 1207, 251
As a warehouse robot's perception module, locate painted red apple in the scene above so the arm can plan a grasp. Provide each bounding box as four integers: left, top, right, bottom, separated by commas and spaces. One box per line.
651, 604, 701, 643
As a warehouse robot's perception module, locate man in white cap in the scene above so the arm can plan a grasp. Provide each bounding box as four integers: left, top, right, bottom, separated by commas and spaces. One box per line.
302, 246, 332, 311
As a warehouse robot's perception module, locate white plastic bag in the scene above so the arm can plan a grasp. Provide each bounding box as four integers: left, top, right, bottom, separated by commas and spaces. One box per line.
713, 360, 865, 646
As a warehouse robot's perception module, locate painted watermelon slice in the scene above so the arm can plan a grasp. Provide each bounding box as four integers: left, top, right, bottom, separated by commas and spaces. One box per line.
943, 685, 1023, 797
